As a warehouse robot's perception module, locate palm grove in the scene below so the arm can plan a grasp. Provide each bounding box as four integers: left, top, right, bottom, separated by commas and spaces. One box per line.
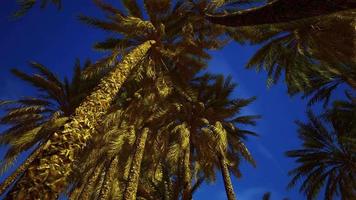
0, 0, 355, 200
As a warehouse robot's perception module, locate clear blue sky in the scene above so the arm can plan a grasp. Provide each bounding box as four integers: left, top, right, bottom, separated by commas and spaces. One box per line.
0, 1, 342, 200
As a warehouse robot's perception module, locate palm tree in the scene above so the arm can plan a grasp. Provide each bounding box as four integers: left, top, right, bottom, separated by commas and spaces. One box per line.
218, 143, 237, 200
0, 60, 97, 196
195, 75, 259, 200
123, 127, 150, 200
228, 11, 356, 106
63, 70, 258, 200
206, 0, 356, 26
79, 0, 228, 79
159, 74, 259, 200
6, 40, 153, 199
66, 71, 258, 200
117, 74, 177, 200
73, 1, 228, 199
286, 97, 356, 200
68, 70, 177, 199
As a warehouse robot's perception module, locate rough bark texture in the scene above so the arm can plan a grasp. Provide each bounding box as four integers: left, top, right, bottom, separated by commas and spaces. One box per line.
6, 41, 154, 200
92, 168, 107, 199
182, 142, 192, 200
0, 146, 42, 196
123, 127, 149, 200
69, 161, 99, 200
207, 0, 356, 27
77, 164, 103, 200
219, 155, 237, 200
98, 157, 119, 199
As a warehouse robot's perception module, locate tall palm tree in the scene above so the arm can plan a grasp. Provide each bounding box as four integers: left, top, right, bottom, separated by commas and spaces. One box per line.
159, 73, 259, 200
6, 41, 153, 199
286, 96, 356, 200
73, 1, 228, 199
0, 60, 97, 195
80, 0, 228, 79
206, 0, 356, 26
68, 69, 176, 200
115, 73, 177, 200
123, 127, 150, 199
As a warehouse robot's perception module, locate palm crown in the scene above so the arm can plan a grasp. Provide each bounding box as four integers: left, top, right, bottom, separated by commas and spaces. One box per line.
286, 95, 356, 200
229, 11, 356, 106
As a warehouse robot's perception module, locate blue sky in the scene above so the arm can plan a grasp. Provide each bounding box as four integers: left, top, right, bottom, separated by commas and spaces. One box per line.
0, 1, 343, 200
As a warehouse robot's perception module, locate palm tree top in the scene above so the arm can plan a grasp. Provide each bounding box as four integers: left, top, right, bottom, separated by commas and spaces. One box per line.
206, 0, 356, 27
78, 0, 231, 79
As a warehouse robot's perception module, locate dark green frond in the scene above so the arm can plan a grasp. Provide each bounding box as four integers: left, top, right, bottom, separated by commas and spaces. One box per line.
122, 0, 142, 18
286, 107, 356, 199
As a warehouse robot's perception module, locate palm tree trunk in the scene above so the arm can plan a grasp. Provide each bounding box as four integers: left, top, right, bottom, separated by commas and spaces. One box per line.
7, 40, 154, 199
77, 164, 103, 200
206, 0, 356, 27
92, 168, 107, 200
219, 154, 236, 200
182, 144, 192, 200
0, 145, 42, 197
98, 157, 119, 199
123, 127, 149, 200
69, 152, 101, 200
164, 179, 171, 200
